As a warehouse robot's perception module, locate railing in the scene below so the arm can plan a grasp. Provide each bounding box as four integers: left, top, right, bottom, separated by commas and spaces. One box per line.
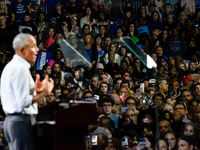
41, 0, 145, 16
121, 0, 144, 13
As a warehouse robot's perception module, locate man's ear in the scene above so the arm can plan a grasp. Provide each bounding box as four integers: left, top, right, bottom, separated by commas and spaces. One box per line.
16, 47, 24, 55
20, 47, 26, 55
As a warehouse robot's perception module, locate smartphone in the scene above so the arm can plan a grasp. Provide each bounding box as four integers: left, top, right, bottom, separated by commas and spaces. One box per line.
140, 83, 144, 93
168, 101, 173, 105
147, 99, 152, 105
136, 89, 141, 94
127, 53, 131, 57
196, 59, 199, 65
142, 118, 150, 123
121, 137, 129, 147
75, 71, 79, 76
120, 93, 125, 102
139, 138, 145, 150
92, 135, 98, 146
61, 58, 65, 62
94, 95, 100, 101
38, 43, 43, 48
121, 107, 129, 113
171, 90, 176, 96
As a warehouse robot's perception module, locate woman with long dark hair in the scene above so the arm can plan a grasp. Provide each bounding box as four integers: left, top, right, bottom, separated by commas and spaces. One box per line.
148, 11, 163, 34
155, 29, 169, 48
44, 27, 55, 50
126, 22, 138, 37
35, 12, 49, 42
80, 6, 98, 32
91, 34, 107, 65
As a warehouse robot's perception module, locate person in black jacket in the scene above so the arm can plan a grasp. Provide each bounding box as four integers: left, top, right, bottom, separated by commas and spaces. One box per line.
105, 52, 120, 77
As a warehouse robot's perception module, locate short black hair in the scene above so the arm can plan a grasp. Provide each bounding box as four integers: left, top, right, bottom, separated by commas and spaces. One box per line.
100, 97, 114, 107
120, 80, 130, 88
156, 77, 166, 90
84, 91, 94, 98
193, 82, 200, 91
23, 12, 31, 17
0, 13, 6, 18
152, 27, 159, 32
153, 92, 164, 102
125, 96, 136, 106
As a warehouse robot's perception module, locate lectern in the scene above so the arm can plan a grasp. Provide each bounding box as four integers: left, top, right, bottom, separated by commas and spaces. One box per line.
36, 102, 97, 150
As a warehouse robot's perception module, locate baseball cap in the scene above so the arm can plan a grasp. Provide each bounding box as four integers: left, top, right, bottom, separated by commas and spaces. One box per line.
68, 31, 75, 37
98, 3, 104, 7
183, 76, 195, 84
180, 136, 194, 145
149, 79, 156, 85
50, 17, 57, 22
71, 16, 77, 21
149, 2, 156, 6
93, 127, 108, 138
96, 63, 104, 70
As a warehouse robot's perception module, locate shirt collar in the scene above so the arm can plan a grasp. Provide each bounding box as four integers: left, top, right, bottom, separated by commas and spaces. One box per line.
14, 54, 31, 69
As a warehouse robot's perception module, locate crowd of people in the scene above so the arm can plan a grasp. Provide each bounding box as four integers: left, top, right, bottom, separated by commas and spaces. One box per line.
0, 0, 200, 149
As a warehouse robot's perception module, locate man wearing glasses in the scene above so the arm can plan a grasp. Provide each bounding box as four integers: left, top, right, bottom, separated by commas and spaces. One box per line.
174, 100, 188, 120
46, 92, 56, 104
124, 108, 138, 125
100, 97, 119, 128
125, 96, 136, 109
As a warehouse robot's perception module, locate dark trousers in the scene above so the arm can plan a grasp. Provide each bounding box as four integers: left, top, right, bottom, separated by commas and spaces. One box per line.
4, 114, 38, 150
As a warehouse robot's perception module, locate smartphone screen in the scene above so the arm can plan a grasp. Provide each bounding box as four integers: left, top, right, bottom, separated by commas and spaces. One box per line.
140, 83, 144, 93
121, 137, 128, 147
121, 107, 129, 113
120, 93, 125, 102
92, 135, 98, 146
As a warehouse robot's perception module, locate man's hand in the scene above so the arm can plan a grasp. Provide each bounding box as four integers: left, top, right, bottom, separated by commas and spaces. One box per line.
35, 74, 46, 93
44, 75, 54, 95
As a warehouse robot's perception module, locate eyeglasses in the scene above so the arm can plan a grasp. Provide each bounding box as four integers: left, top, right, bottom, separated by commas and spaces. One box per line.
125, 114, 136, 118
85, 96, 93, 99
126, 102, 135, 106
102, 104, 112, 107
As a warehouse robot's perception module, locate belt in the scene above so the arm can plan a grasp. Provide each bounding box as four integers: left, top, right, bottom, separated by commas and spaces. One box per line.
6, 113, 29, 116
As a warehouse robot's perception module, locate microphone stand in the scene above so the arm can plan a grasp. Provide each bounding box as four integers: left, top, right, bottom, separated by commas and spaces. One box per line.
152, 67, 160, 150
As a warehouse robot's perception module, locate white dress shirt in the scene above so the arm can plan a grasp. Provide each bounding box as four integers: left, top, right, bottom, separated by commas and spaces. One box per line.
1, 55, 38, 115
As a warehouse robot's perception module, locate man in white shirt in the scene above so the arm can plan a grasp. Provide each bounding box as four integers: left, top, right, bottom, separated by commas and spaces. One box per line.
1, 33, 54, 150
